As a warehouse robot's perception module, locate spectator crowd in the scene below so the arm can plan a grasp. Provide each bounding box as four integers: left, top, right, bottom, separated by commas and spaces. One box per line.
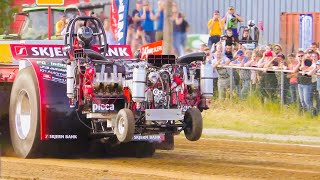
204, 6, 320, 116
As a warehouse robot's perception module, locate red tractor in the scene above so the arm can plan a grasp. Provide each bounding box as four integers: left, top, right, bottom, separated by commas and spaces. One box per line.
0, 11, 214, 158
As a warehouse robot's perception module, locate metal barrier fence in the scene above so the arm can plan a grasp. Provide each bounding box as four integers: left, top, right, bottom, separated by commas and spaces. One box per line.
216, 65, 317, 106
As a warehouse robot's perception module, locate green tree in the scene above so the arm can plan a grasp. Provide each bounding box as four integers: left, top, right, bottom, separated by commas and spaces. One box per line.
0, 0, 18, 34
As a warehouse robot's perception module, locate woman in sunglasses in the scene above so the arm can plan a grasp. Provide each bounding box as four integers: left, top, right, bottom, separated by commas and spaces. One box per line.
293, 51, 314, 112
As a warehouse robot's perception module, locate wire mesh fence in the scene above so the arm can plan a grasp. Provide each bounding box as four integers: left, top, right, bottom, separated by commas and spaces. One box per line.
215, 65, 320, 114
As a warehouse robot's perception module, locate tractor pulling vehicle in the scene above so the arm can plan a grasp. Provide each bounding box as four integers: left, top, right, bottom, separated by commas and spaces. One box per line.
0, 8, 214, 159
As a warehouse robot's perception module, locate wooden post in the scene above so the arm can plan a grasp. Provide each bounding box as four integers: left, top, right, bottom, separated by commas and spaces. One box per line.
163, 0, 173, 54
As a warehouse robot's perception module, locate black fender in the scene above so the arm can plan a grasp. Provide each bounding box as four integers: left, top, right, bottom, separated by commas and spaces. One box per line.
27, 59, 89, 142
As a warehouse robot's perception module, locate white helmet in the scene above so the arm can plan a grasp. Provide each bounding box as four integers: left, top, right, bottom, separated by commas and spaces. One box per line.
247, 20, 255, 27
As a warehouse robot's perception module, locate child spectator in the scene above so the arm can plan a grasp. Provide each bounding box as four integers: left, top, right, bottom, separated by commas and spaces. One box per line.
225, 28, 236, 46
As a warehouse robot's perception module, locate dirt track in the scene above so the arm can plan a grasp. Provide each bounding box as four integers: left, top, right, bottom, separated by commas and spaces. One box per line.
1, 137, 320, 180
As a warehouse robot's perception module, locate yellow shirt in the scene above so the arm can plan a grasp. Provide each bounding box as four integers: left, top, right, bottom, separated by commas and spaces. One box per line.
208, 19, 223, 36
55, 20, 65, 36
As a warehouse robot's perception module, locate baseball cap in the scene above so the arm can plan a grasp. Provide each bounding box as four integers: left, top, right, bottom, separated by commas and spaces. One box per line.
237, 50, 244, 56
214, 10, 220, 14
228, 6, 234, 10
265, 51, 273, 57
316, 60, 320, 65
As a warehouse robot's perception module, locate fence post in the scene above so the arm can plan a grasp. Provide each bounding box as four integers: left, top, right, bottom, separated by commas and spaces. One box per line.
230, 67, 233, 97
280, 71, 284, 106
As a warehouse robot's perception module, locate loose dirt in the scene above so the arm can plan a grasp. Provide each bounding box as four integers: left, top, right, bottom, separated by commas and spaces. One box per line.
1, 137, 320, 180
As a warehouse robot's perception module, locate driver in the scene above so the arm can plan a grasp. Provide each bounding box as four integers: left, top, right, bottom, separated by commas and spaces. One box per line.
76, 26, 94, 49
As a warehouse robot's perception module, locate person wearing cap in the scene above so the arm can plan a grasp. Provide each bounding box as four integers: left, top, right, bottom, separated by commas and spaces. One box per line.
55, 13, 67, 36
221, 6, 244, 41
213, 51, 231, 99
207, 10, 224, 49
230, 50, 250, 98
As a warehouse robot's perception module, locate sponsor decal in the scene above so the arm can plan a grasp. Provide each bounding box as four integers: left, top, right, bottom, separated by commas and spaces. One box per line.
37, 60, 67, 84
140, 41, 163, 59
110, 0, 129, 44
132, 134, 165, 143
15, 46, 28, 56
10, 44, 133, 59
92, 103, 115, 112
42, 73, 52, 80
125, 72, 133, 80
45, 134, 78, 140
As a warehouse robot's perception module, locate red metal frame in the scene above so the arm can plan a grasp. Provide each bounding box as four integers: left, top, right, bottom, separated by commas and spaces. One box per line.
0, 65, 19, 82
48, 6, 52, 40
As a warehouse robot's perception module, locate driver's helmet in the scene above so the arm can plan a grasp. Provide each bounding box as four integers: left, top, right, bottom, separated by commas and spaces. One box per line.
77, 26, 94, 45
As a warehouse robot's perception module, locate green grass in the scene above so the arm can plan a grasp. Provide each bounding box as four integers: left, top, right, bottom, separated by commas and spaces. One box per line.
203, 95, 320, 137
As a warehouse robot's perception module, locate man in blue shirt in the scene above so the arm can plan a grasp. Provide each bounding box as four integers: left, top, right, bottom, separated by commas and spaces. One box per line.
141, 0, 156, 43
230, 50, 250, 98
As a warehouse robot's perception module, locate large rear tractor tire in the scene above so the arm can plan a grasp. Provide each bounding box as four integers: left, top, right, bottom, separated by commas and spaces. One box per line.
183, 108, 203, 141
115, 108, 135, 143
9, 67, 42, 158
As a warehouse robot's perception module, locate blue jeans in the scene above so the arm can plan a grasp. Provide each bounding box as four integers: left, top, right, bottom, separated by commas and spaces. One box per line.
298, 84, 313, 110
290, 84, 299, 103
173, 32, 186, 57
208, 35, 220, 49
